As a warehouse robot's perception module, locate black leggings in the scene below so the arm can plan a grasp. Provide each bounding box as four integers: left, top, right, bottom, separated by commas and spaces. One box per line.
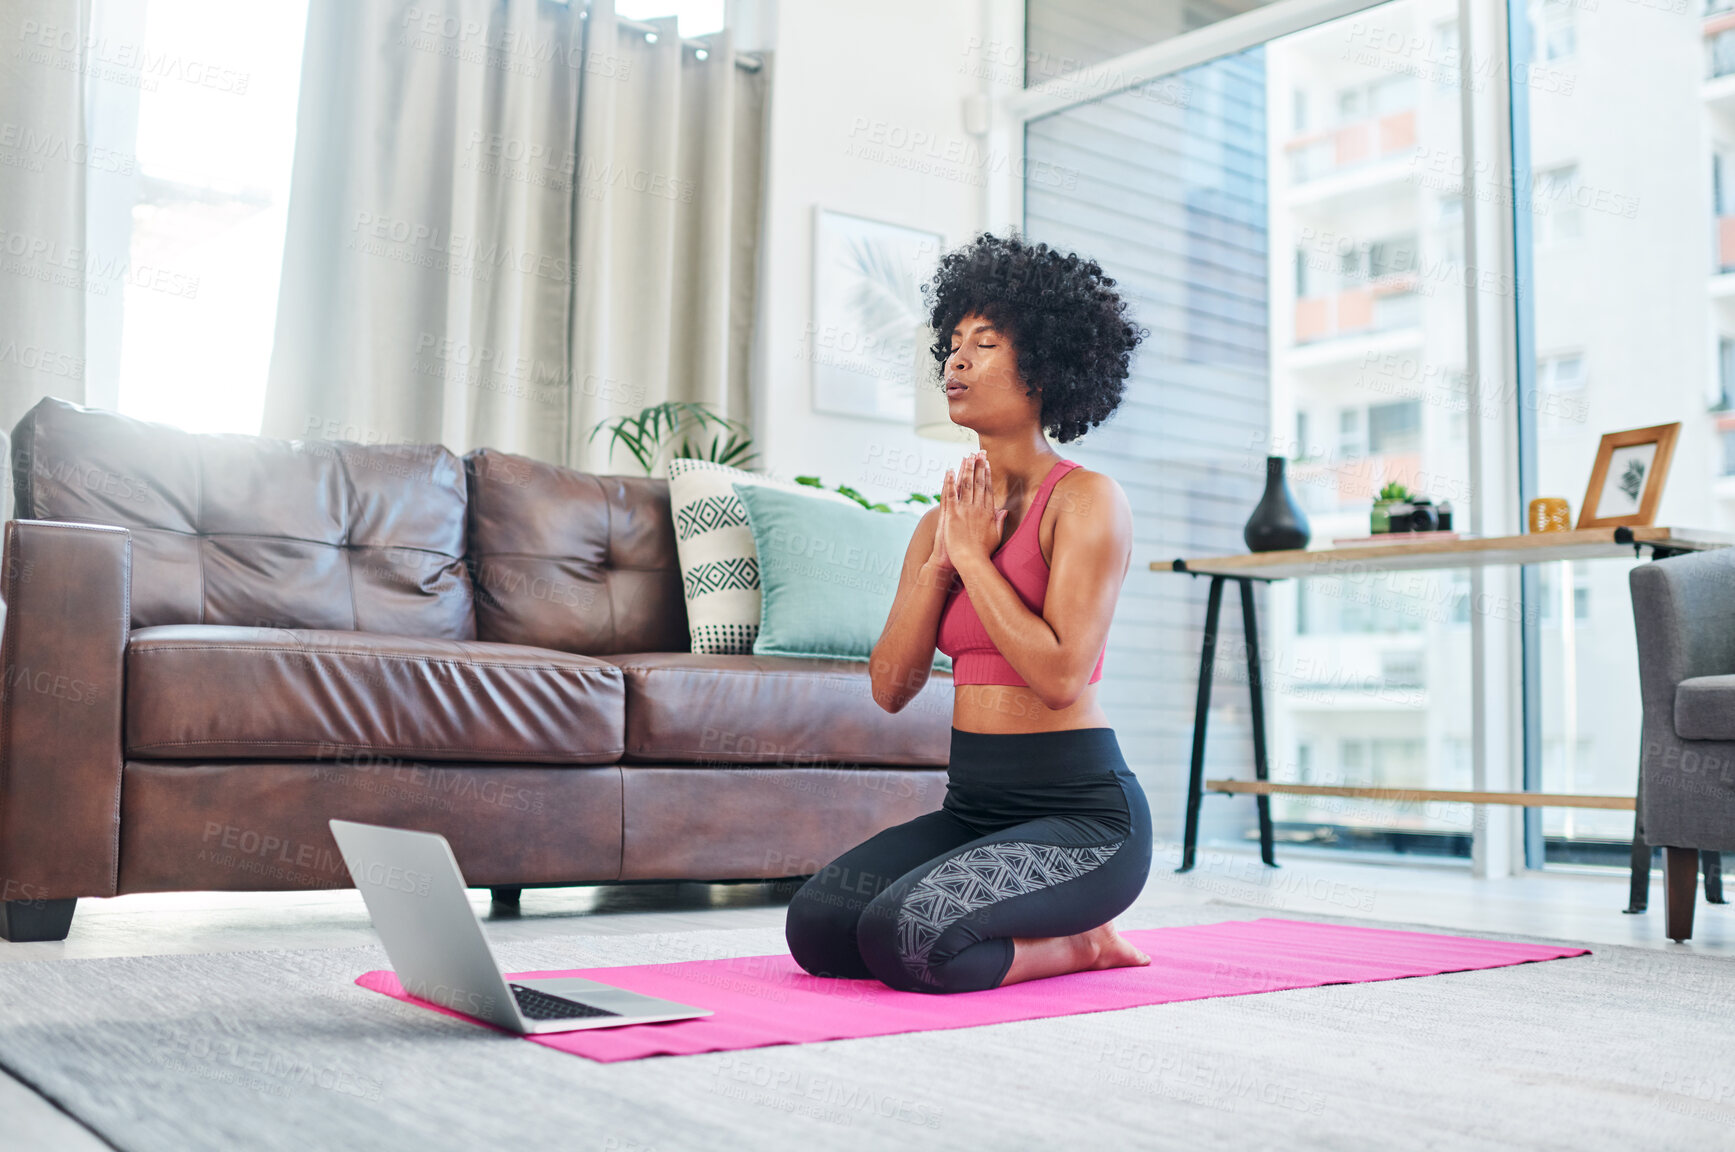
784, 726, 1152, 994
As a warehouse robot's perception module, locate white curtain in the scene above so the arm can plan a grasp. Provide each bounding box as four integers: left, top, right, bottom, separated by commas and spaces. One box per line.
0, 0, 94, 521
264, 0, 769, 474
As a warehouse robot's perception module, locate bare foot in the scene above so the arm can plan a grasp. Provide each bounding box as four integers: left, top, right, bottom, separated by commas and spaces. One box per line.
1079, 921, 1151, 971
1001, 919, 1150, 986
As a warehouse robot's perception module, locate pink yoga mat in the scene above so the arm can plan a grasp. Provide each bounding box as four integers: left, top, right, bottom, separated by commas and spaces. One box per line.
354, 917, 1588, 1063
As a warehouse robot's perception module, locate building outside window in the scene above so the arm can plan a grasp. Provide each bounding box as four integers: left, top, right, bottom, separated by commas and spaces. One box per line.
1532, 165, 1584, 245
1530, 0, 1577, 61
1537, 354, 1587, 434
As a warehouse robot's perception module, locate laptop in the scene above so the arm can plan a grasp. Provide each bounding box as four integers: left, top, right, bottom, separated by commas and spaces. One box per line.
329, 818, 712, 1034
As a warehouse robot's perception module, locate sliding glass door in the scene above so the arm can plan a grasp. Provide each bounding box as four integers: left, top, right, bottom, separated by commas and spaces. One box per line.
1511, 0, 1721, 865
1019, 0, 1485, 861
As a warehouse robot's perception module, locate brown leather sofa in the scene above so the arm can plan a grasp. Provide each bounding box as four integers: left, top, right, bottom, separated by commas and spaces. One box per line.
0, 397, 951, 941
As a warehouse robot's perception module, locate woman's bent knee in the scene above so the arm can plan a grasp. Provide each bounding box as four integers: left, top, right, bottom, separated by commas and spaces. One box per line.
784, 877, 872, 979
855, 887, 931, 992
856, 890, 1011, 994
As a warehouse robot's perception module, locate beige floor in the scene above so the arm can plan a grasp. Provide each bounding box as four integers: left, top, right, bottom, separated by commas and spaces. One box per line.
3, 842, 1729, 1150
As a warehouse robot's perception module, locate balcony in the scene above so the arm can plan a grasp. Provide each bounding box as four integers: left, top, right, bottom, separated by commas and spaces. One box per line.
1718, 215, 1735, 272
1720, 416, 1735, 476
1286, 110, 1417, 185
1294, 274, 1423, 345
1708, 18, 1735, 81
1290, 449, 1424, 510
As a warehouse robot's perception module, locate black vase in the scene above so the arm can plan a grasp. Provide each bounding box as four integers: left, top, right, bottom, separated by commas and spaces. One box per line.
1243, 456, 1311, 553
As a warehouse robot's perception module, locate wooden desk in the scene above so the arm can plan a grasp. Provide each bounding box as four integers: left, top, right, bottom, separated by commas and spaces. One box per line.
1154, 525, 1735, 906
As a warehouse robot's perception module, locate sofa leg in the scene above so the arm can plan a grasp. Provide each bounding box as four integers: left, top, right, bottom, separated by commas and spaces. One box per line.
490, 887, 523, 906
1664, 847, 1698, 943
1703, 852, 1725, 904
0, 898, 77, 942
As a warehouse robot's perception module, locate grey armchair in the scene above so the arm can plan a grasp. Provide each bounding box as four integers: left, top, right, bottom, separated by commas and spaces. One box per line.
1630, 546, 1735, 941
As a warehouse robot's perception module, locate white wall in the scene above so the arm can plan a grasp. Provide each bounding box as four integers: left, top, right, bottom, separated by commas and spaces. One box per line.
746, 0, 991, 501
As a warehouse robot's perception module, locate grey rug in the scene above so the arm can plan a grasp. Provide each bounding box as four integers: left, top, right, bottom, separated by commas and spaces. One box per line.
0, 900, 1730, 1152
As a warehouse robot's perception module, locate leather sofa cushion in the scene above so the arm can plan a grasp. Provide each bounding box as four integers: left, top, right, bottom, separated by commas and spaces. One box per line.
126, 625, 624, 763
12, 396, 475, 637
464, 449, 689, 655
604, 652, 951, 766
1676, 675, 1735, 741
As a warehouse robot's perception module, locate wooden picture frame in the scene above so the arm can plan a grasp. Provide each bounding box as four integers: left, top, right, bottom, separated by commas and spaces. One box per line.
1576, 422, 1680, 529
809, 207, 944, 424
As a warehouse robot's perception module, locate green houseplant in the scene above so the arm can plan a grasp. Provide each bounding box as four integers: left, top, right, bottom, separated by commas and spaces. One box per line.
586, 401, 760, 474
792, 476, 942, 515
586, 401, 941, 511
1371, 481, 1411, 534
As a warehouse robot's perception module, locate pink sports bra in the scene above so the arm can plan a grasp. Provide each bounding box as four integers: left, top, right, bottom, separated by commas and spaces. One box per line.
935, 458, 1107, 688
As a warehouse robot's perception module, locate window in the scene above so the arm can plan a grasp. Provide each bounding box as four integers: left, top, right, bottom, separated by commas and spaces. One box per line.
1433, 20, 1461, 92
1335, 74, 1415, 126
1534, 565, 1591, 624
1448, 573, 1472, 625
1717, 338, 1735, 409
1714, 153, 1735, 272
1329, 234, 1419, 290
1714, 152, 1735, 217
1710, 28, 1735, 80
1339, 408, 1363, 456
1537, 354, 1586, 433
1381, 648, 1425, 688
90, 0, 310, 434
1532, 165, 1583, 244
1369, 399, 1422, 454
1296, 247, 1322, 296
1531, 0, 1576, 62
1339, 739, 1428, 786
1298, 576, 1428, 635
615, 0, 725, 36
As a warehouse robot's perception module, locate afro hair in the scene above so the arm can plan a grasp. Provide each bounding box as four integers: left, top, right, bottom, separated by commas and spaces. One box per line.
920, 229, 1148, 444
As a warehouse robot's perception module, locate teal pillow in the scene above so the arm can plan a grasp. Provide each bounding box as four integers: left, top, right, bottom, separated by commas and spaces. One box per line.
732, 482, 952, 672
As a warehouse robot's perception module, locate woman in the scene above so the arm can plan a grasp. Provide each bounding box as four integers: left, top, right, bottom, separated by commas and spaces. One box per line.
784, 230, 1152, 994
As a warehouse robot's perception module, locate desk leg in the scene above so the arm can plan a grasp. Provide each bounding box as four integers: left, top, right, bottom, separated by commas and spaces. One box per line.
1240, 579, 1278, 868
1624, 808, 1650, 913
1178, 576, 1225, 873
1625, 759, 1649, 913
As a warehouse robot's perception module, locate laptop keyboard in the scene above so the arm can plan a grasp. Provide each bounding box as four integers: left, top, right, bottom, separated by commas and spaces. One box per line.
509, 983, 622, 1021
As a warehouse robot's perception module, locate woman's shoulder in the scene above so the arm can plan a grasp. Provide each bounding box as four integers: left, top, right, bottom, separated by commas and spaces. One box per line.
1050, 463, 1126, 519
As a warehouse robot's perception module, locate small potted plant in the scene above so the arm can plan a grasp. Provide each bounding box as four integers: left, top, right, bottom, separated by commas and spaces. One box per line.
792, 476, 941, 514
1371, 481, 1412, 534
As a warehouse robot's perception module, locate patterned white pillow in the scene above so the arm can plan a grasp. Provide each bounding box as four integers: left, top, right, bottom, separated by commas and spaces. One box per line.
665, 458, 866, 655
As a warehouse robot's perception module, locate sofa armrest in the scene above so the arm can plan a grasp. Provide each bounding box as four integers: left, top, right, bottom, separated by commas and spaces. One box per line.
0, 520, 130, 899
1630, 550, 1735, 735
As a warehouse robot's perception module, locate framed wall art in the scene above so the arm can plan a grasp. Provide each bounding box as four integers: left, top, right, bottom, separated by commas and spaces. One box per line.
809, 207, 944, 423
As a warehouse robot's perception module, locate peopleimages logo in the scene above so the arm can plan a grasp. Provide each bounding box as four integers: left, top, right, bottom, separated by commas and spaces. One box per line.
2, 663, 100, 706
0, 226, 200, 298
14, 20, 252, 95
349, 211, 573, 283
763, 526, 900, 578
0, 337, 84, 379
341, 858, 433, 897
